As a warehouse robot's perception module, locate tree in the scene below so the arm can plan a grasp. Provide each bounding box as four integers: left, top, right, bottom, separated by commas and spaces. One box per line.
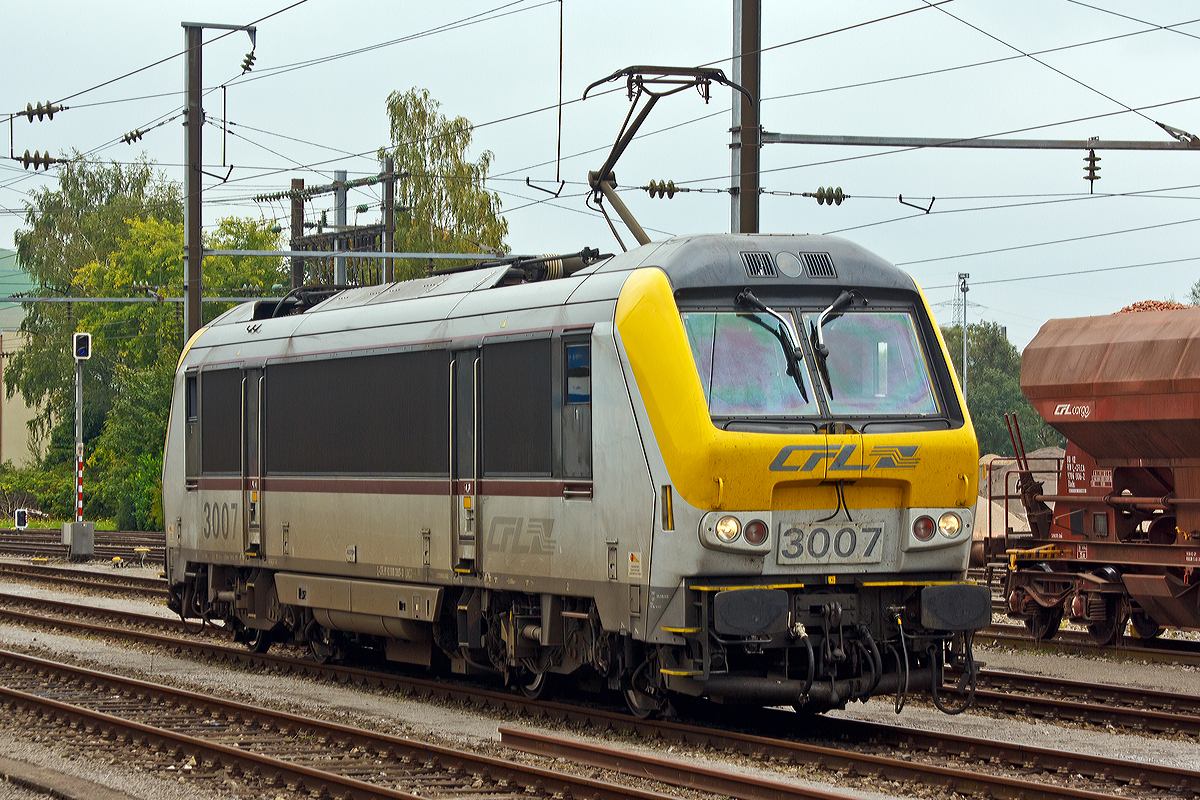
379, 88, 508, 279
9, 153, 286, 523
90, 361, 174, 530
75, 215, 286, 528
7, 154, 181, 449
1191, 278, 1199, 305
941, 322, 1063, 457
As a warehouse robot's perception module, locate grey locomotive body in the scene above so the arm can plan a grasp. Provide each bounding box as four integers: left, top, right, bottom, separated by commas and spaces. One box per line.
164, 234, 988, 714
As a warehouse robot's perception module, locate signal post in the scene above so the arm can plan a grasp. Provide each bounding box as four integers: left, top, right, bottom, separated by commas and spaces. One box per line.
63, 333, 94, 559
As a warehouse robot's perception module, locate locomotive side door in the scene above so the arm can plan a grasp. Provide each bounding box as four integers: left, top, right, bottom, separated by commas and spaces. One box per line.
242, 368, 264, 559
451, 349, 480, 575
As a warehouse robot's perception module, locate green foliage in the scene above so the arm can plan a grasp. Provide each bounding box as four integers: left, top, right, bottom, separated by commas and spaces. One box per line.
7, 88, 502, 530
941, 321, 1064, 457
380, 88, 509, 278
90, 362, 173, 531
1190, 278, 1199, 305
73, 216, 284, 529
0, 460, 73, 522
8, 155, 286, 529
8, 154, 182, 447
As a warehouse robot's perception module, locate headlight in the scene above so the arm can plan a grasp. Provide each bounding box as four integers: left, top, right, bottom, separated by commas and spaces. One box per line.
938, 512, 963, 538
912, 515, 935, 542
715, 515, 741, 543
743, 519, 768, 546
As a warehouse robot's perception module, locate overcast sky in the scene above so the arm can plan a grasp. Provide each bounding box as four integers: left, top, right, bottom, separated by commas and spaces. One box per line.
3, 0, 1198, 349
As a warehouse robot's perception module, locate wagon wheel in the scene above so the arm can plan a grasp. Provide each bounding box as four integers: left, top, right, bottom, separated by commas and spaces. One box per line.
1086, 596, 1127, 647
1023, 604, 1062, 641
1129, 610, 1163, 640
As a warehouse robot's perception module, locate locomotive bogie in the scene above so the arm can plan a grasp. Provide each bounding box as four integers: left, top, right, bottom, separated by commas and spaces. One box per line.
164, 234, 986, 713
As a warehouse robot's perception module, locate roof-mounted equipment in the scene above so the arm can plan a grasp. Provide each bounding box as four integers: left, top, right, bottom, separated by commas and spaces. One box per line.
583, 66, 751, 251
433, 247, 607, 283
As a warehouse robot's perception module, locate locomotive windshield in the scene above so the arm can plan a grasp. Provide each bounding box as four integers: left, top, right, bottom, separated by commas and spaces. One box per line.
801, 310, 939, 416
682, 312, 817, 417
682, 308, 941, 419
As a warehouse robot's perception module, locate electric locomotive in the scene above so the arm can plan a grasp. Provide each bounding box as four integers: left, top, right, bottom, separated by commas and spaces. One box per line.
163, 233, 988, 716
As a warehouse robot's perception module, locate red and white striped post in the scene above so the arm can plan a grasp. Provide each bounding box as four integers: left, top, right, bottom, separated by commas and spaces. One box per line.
76, 444, 84, 522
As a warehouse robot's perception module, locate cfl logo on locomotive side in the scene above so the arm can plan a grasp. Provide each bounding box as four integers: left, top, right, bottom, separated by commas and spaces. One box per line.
1054, 403, 1091, 418
486, 517, 556, 555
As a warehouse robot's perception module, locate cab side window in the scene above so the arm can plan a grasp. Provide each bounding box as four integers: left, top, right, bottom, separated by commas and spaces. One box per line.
563, 340, 592, 479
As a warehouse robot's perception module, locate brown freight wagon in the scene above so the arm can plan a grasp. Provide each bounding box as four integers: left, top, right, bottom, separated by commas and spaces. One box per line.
1002, 307, 1200, 644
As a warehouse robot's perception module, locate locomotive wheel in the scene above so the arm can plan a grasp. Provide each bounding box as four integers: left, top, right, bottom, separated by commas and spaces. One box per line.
517, 669, 553, 700
1023, 605, 1062, 641
308, 626, 343, 664
623, 684, 662, 719
1130, 610, 1164, 640
623, 660, 665, 719
1086, 597, 1127, 647
244, 627, 273, 654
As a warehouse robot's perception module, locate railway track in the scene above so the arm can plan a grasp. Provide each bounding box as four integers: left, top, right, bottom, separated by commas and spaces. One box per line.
0, 648, 685, 800
10, 558, 1199, 671
0, 562, 168, 596
0, 528, 164, 564
971, 668, 1200, 735
8, 590, 1200, 738
2, 591, 1198, 799
977, 623, 1200, 666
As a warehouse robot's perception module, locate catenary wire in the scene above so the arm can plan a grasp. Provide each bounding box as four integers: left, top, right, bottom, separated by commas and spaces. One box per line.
1065, 0, 1200, 43
30, 0, 309, 110
923, 254, 1200, 289
893, 214, 1200, 265
920, 0, 1159, 129
222, 0, 554, 90
820, 184, 1200, 236
676, 91, 1200, 188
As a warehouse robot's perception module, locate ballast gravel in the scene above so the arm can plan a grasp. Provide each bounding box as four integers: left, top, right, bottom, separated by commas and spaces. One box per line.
1, 559, 1198, 799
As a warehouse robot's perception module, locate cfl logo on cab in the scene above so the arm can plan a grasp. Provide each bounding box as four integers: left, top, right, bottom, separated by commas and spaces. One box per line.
1053, 402, 1091, 418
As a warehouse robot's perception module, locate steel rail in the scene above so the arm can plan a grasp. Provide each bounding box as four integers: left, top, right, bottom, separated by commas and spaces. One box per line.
0, 564, 168, 596
0, 531, 164, 563
10, 584, 1200, 729
975, 668, 1200, 722
976, 624, 1200, 666
0, 649, 673, 800
4, 593, 1199, 798
0, 594, 217, 636
12, 589, 1200, 737
1, 683, 426, 800
973, 686, 1200, 736
500, 725, 1135, 800
804, 713, 1200, 797
501, 726, 852, 800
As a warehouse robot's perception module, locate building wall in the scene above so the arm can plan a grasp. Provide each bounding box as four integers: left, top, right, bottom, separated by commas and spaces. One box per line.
0, 332, 40, 467
0, 249, 41, 467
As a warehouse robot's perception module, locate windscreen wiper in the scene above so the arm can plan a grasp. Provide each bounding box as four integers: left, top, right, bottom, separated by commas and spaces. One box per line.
735, 289, 808, 403
809, 289, 866, 399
